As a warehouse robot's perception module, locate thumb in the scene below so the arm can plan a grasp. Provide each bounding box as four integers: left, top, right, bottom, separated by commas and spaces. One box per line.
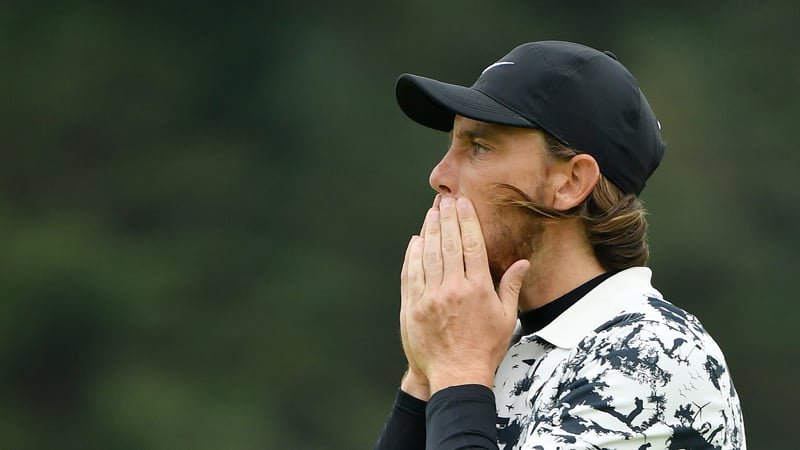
497, 259, 531, 311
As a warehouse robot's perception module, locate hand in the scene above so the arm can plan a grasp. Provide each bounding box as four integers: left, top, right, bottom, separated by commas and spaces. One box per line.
403, 196, 530, 394
398, 195, 440, 400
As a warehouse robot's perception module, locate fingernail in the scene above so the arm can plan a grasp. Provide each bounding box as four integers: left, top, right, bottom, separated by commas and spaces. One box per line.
456, 196, 469, 209
429, 208, 439, 221
440, 197, 454, 208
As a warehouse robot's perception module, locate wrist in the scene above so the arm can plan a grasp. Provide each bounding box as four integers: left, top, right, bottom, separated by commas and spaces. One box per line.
401, 369, 431, 401
427, 367, 494, 395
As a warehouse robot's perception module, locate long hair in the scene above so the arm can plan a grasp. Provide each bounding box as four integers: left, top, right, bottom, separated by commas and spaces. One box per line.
493, 134, 650, 271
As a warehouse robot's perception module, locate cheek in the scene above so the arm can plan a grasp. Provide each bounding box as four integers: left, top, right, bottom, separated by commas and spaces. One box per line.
471, 195, 505, 248
462, 189, 493, 226
460, 170, 539, 235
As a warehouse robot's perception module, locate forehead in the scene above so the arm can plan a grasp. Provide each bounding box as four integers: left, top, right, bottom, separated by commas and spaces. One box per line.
452, 115, 540, 142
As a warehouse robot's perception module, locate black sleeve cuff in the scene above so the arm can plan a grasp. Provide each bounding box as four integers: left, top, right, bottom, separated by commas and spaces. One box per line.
396, 388, 428, 416
373, 389, 427, 450
425, 384, 498, 450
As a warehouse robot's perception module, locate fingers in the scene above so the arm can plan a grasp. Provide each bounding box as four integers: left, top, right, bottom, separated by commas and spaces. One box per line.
401, 235, 423, 377
407, 235, 426, 302
400, 234, 415, 304
419, 194, 441, 238
411, 196, 489, 295
422, 208, 443, 287
455, 196, 490, 281
438, 197, 464, 281
405, 195, 441, 306
498, 259, 530, 313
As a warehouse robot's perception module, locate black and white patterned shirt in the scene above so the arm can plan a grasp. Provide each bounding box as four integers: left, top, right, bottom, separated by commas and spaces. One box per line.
374, 267, 746, 450
495, 267, 746, 449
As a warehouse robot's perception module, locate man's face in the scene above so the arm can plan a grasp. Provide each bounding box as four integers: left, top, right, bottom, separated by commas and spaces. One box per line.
429, 115, 555, 282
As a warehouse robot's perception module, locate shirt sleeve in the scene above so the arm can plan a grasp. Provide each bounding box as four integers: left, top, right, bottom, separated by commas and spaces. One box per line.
425, 384, 498, 450
373, 389, 427, 450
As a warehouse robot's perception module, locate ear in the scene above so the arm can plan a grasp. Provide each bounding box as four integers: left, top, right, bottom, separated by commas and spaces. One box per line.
551, 154, 600, 210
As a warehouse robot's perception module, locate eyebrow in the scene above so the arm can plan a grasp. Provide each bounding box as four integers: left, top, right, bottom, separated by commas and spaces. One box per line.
451, 124, 501, 142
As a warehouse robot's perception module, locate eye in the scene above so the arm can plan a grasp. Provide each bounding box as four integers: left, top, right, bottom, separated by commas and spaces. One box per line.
472, 141, 490, 155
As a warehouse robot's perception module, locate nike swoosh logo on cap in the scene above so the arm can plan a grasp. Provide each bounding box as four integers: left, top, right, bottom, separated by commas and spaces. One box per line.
481, 61, 515, 75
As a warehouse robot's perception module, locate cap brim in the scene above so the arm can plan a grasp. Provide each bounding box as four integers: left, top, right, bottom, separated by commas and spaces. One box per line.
395, 74, 535, 132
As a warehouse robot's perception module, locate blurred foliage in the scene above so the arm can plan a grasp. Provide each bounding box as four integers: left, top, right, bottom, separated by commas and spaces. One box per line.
0, 1, 797, 448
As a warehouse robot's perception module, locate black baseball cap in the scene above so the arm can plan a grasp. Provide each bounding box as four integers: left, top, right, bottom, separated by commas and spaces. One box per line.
395, 41, 666, 196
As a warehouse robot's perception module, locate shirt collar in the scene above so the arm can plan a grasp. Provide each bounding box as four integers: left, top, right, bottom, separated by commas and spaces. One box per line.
518, 270, 617, 336
531, 267, 661, 349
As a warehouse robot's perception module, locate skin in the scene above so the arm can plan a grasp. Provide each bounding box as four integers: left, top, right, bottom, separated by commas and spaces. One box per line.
400, 115, 606, 399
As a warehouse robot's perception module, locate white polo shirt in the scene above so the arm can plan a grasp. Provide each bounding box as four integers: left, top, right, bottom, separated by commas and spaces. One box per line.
494, 267, 747, 449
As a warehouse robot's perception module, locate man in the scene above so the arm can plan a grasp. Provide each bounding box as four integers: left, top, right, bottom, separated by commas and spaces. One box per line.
374, 41, 746, 450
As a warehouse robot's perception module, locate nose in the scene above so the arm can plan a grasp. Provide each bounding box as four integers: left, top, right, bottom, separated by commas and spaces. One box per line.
429, 151, 454, 195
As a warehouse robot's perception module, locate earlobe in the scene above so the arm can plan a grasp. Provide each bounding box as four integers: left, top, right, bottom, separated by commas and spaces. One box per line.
553, 154, 600, 210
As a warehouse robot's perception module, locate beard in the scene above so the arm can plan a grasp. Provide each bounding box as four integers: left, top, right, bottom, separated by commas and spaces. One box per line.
484, 200, 544, 284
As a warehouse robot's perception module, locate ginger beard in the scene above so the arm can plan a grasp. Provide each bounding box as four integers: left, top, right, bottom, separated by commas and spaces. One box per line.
482, 184, 546, 284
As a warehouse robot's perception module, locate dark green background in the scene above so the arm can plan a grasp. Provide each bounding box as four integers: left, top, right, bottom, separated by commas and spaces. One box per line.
1, 2, 797, 448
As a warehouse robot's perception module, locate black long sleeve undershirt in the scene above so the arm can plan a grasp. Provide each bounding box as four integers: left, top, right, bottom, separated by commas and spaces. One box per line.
373, 389, 426, 450
425, 385, 497, 450
374, 385, 496, 450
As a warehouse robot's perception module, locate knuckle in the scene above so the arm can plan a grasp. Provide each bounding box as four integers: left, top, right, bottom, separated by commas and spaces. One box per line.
459, 215, 479, 228
442, 286, 461, 300
411, 306, 427, 323
462, 232, 483, 253
440, 209, 456, 221
423, 249, 441, 266
442, 238, 460, 255
439, 285, 463, 301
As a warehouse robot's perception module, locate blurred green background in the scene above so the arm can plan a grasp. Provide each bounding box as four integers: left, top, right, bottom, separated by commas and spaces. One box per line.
1, 1, 797, 448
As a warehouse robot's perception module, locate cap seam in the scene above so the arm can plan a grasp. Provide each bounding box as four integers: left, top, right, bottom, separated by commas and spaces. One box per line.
541, 46, 596, 106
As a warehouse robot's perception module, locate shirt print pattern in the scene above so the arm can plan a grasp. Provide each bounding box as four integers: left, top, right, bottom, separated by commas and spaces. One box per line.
494, 296, 746, 450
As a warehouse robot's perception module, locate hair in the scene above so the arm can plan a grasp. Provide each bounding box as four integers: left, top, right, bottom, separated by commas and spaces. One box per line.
493, 134, 650, 271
